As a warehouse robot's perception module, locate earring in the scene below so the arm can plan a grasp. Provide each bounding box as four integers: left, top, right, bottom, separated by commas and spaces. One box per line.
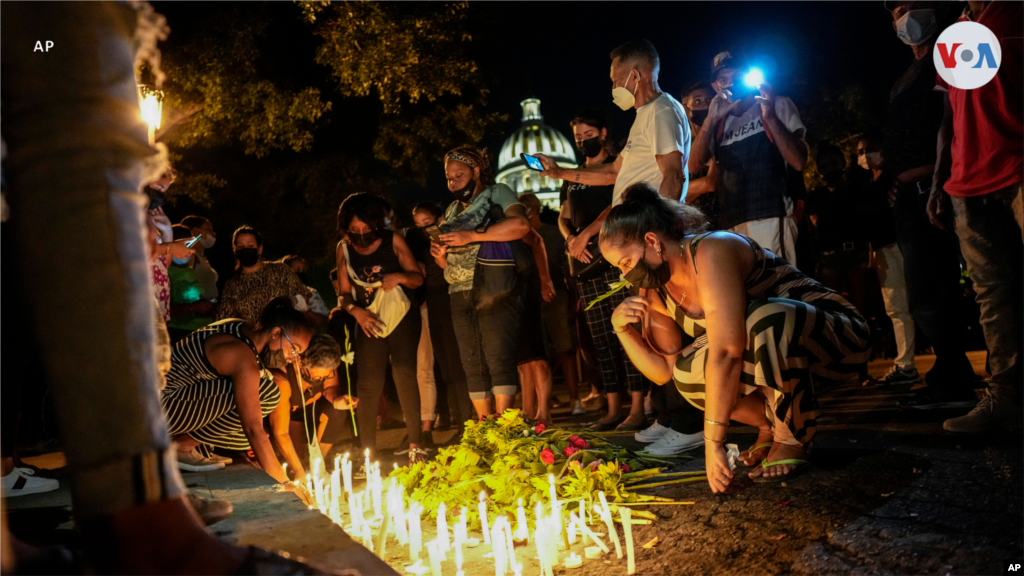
655, 243, 662, 258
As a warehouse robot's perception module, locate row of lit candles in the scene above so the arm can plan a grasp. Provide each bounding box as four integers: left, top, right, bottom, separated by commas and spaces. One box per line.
298, 450, 638, 576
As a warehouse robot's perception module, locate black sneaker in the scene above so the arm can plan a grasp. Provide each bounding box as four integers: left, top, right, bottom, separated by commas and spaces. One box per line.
897, 387, 978, 410
864, 365, 922, 387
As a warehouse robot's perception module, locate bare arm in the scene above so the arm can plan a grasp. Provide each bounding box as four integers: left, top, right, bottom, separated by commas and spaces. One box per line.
206, 336, 289, 484
438, 204, 532, 247
558, 199, 573, 239
387, 233, 425, 290
927, 92, 955, 230
762, 111, 808, 171
523, 229, 556, 301
685, 159, 718, 202
269, 373, 307, 480
655, 150, 686, 201
535, 153, 622, 187
610, 295, 677, 384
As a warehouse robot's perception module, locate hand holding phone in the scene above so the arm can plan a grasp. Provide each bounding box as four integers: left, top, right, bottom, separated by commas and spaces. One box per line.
521, 153, 545, 172
185, 234, 203, 249
425, 225, 446, 246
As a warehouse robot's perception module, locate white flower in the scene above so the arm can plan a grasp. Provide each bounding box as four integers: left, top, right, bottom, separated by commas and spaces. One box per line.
340, 352, 355, 365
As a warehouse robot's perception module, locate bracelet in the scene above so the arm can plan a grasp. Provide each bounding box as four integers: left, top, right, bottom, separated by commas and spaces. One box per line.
702, 435, 726, 444
704, 418, 730, 427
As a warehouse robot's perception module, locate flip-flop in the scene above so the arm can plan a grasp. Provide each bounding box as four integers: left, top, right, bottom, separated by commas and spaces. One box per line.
740, 442, 773, 467
751, 458, 810, 483
614, 421, 648, 432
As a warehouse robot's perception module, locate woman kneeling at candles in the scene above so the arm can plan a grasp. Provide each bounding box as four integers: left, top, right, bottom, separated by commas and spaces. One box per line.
161, 297, 312, 495
600, 184, 870, 491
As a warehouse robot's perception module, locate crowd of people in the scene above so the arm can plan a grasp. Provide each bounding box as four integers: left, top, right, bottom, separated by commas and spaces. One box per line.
0, 0, 1020, 573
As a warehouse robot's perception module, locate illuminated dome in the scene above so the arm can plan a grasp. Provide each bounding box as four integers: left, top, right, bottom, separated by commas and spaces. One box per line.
496, 98, 577, 210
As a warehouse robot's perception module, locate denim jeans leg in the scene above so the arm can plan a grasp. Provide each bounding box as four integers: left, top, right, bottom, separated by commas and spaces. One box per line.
951, 184, 1024, 400
478, 290, 524, 398
451, 291, 492, 401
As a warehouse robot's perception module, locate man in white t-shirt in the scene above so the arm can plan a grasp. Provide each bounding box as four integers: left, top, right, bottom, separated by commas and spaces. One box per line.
535, 38, 689, 265
690, 51, 808, 265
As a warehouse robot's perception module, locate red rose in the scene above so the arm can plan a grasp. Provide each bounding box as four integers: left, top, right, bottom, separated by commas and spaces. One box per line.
563, 446, 579, 458
534, 423, 546, 434
621, 464, 631, 473
569, 434, 580, 442
540, 448, 555, 464
572, 437, 589, 449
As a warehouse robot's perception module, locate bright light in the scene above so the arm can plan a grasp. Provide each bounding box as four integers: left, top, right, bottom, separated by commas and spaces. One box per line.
743, 68, 765, 88
140, 92, 162, 130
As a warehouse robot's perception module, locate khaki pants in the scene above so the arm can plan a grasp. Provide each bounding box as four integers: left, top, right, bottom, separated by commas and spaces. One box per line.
874, 242, 916, 370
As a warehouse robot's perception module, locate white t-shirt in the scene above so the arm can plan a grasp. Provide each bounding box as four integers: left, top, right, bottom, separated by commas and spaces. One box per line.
612, 92, 691, 205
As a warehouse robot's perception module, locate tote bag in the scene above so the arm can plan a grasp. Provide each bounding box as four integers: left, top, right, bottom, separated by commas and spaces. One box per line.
341, 241, 411, 338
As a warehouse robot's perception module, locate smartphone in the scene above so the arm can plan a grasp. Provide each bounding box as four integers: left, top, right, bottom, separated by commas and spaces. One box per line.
185, 234, 202, 248
520, 153, 545, 172
425, 225, 445, 246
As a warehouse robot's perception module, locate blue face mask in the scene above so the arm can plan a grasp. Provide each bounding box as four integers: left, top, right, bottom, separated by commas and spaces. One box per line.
172, 256, 191, 266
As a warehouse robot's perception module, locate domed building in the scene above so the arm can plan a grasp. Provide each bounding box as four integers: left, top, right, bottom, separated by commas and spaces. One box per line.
496, 98, 578, 210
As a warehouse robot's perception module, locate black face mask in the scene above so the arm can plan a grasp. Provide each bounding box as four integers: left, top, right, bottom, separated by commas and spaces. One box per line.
349, 230, 378, 249
624, 244, 671, 289
450, 179, 476, 203
690, 109, 709, 127
577, 136, 603, 158
235, 247, 260, 267
260, 334, 289, 369
146, 188, 166, 211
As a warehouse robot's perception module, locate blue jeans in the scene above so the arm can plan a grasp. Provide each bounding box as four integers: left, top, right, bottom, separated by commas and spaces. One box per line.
894, 179, 977, 391
450, 289, 522, 401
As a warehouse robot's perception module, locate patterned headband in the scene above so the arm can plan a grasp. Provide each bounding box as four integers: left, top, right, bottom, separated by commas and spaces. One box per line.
445, 150, 478, 169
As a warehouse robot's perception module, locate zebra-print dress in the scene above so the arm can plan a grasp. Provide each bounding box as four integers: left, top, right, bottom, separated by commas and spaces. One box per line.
665, 231, 871, 444
161, 320, 281, 451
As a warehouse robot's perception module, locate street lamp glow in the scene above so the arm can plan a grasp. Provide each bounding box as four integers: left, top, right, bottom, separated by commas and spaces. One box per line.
141, 92, 162, 130
743, 67, 764, 88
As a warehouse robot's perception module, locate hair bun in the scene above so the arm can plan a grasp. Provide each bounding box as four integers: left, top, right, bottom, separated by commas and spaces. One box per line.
620, 182, 662, 205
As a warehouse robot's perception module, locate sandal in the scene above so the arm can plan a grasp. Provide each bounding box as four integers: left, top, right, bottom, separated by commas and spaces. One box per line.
751, 457, 810, 483
408, 447, 430, 464
588, 418, 625, 432
740, 442, 773, 467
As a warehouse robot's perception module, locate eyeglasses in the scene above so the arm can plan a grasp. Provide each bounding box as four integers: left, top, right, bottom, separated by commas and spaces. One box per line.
282, 330, 303, 357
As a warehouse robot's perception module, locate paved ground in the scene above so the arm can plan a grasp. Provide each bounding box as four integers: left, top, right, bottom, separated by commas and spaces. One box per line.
5, 351, 1022, 575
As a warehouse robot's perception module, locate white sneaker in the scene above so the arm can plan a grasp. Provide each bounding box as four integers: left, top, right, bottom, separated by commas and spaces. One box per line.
571, 400, 587, 416
641, 430, 704, 456
635, 421, 671, 443
177, 447, 226, 472
207, 452, 233, 465
1, 467, 59, 497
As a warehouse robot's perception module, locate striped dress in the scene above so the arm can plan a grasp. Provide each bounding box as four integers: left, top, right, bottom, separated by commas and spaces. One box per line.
666, 231, 871, 445
161, 320, 281, 451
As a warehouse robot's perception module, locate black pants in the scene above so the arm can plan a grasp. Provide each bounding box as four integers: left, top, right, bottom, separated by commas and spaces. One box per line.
290, 396, 352, 447
894, 181, 977, 391
353, 307, 421, 453
650, 381, 702, 434
425, 287, 474, 425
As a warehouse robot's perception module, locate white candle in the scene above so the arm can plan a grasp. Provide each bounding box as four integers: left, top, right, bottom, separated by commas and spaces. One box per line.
437, 502, 451, 552
563, 552, 582, 569
543, 517, 559, 574
547, 475, 558, 512
514, 498, 528, 542
427, 540, 443, 576
393, 482, 408, 545
567, 512, 578, 544
597, 492, 622, 559
371, 464, 382, 518
619, 507, 635, 575
330, 467, 342, 523
459, 507, 469, 543
342, 453, 353, 495
376, 499, 392, 558
454, 526, 465, 572
491, 519, 507, 576
578, 500, 587, 527
577, 520, 609, 554
364, 448, 371, 479
409, 503, 422, 561
361, 523, 374, 553
502, 517, 518, 575
479, 492, 491, 545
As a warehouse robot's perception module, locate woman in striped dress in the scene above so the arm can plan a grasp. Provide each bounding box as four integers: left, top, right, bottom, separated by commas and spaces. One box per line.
600, 183, 870, 492
161, 297, 312, 488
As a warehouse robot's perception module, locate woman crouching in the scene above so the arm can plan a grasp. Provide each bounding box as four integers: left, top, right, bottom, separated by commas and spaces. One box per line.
600, 183, 870, 492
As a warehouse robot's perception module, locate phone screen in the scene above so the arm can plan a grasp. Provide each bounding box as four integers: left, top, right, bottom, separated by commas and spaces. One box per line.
521, 153, 545, 172
185, 234, 202, 248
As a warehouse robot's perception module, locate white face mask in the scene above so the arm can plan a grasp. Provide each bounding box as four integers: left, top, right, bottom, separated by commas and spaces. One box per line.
895, 9, 937, 46
858, 151, 883, 170
199, 235, 216, 249
612, 70, 639, 111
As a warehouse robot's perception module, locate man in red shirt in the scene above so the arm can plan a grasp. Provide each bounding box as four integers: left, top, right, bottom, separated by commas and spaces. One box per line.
928, 1, 1024, 432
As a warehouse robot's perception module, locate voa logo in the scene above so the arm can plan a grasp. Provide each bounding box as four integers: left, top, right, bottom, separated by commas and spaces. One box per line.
934, 21, 1002, 89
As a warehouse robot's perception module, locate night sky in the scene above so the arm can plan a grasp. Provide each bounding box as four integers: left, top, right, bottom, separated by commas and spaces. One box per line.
151, 1, 920, 269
